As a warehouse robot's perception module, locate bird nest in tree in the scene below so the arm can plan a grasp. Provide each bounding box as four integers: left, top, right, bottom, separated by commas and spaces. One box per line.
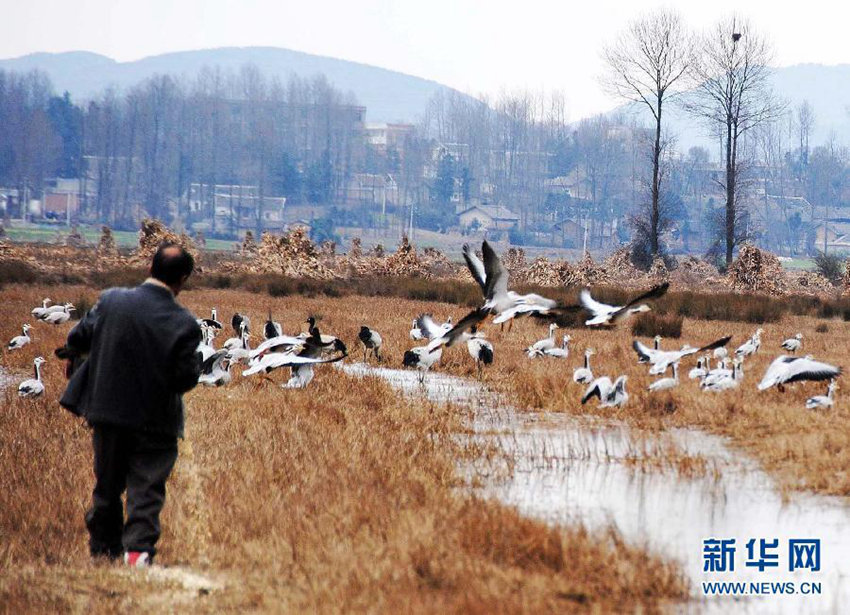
726, 244, 786, 295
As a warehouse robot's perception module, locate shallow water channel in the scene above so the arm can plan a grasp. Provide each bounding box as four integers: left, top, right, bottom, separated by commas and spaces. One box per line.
341, 362, 850, 615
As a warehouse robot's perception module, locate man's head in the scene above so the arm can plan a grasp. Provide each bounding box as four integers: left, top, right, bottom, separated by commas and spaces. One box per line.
150, 243, 194, 295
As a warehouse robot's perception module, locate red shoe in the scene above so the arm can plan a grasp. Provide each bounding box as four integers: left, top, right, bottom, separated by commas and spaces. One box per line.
124, 551, 152, 567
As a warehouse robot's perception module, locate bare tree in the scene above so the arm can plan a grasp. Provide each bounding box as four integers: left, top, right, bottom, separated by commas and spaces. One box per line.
797, 100, 815, 168
603, 8, 690, 258
686, 15, 786, 266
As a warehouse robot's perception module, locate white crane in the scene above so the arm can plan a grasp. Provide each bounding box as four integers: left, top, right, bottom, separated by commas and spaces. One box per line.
31, 298, 52, 319
18, 357, 46, 398
198, 350, 233, 387
579, 283, 669, 326
758, 355, 841, 392
263, 310, 283, 340
526, 323, 559, 358
7, 324, 32, 351
542, 335, 571, 359
581, 375, 628, 408
462, 242, 574, 327
806, 380, 838, 410
43, 303, 75, 325
649, 362, 679, 392
735, 328, 764, 358
573, 349, 595, 384
467, 328, 494, 378
781, 333, 803, 353
359, 326, 383, 363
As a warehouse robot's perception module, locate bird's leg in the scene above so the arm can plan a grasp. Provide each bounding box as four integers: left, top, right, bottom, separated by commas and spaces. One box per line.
363, 348, 367, 363
418, 371, 425, 386
778, 383, 786, 393
477, 360, 482, 380
507, 320, 513, 334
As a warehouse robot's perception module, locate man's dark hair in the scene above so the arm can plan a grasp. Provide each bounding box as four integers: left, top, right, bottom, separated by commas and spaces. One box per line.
151, 242, 195, 286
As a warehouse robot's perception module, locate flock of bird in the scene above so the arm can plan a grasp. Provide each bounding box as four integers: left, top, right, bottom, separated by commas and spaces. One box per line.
4, 241, 844, 412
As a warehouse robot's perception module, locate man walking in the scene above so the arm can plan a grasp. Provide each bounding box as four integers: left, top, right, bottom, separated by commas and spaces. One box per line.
60, 243, 202, 566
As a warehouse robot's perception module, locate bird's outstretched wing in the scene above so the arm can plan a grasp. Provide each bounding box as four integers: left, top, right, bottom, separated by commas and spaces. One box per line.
462, 244, 487, 293
622, 282, 670, 310
481, 241, 509, 303
698, 335, 732, 353
430, 308, 489, 349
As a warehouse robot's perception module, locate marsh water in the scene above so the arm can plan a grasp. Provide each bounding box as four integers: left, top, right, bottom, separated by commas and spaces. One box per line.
341, 363, 850, 615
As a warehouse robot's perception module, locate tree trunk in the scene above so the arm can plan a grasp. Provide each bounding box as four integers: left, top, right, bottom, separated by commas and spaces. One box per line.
651, 96, 662, 257
725, 117, 735, 267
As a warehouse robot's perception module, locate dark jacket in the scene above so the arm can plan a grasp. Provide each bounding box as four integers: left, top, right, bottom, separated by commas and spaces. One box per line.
60, 282, 202, 437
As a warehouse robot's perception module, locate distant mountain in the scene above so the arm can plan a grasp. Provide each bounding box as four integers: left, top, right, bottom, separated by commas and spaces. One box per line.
618, 63, 850, 156
0, 47, 473, 123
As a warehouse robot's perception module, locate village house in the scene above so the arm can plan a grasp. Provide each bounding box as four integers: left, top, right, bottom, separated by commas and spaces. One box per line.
457, 204, 520, 231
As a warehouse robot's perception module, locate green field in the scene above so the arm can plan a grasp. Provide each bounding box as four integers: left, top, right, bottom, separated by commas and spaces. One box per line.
3, 223, 236, 252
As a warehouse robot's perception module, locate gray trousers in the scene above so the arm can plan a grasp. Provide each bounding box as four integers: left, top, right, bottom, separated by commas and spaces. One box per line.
86, 423, 178, 558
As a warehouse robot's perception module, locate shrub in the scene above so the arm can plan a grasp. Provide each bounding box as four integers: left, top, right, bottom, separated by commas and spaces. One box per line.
631, 312, 683, 338
814, 251, 844, 283
816, 323, 829, 333
0, 260, 39, 286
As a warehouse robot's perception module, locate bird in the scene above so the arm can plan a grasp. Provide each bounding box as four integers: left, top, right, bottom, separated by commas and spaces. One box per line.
758, 355, 841, 392
581, 375, 628, 408
223, 321, 249, 351
702, 359, 742, 392
42, 304, 75, 325
225, 328, 253, 365
462, 241, 576, 327
198, 350, 233, 387
632, 336, 664, 364
358, 326, 383, 363
231, 312, 250, 336
573, 349, 595, 384
409, 319, 424, 340
781, 333, 803, 353
464, 326, 494, 378
403, 345, 443, 383
263, 310, 283, 340
645, 336, 731, 376
732, 32, 742, 42
735, 328, 764, 358
200, 308, 223, 330
7, 324, 32, 351
580, 283, 669, 326
31, 298, 52, 319
649, 362, 679, 392
39, 302, 71, 319
688, 357, 709, 381
543, 335, 571, 359
18, 356, 46, 398
806, 380, 838, 410
302, 317, 345, 351
196, 325, 218, 362
714, 346, 729, 360
243, 335, 347, 388
526, 323, 559, 358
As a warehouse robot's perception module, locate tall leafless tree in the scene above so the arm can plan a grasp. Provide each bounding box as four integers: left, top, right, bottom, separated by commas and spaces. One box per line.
603, 8, 690, 258
686, 15, 786, 266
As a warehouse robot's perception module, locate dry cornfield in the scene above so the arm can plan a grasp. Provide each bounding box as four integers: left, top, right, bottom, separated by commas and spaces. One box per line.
1, 283, 691, 613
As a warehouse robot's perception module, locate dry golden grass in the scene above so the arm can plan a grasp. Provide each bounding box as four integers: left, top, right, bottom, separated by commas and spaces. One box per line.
0, 284, 686, 613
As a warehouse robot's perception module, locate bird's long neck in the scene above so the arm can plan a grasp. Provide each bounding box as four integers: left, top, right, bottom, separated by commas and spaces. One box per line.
585, 353, 590, 369
34, 363, 41, 381
828, 385, 836, 400
672, 363, 678, 380
549, 327, 555, 340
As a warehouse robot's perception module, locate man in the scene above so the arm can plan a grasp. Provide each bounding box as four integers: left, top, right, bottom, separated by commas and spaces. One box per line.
60, 243, 202, 567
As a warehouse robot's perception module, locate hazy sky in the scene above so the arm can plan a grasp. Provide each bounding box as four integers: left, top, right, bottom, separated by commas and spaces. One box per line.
3, 0, 847, 118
